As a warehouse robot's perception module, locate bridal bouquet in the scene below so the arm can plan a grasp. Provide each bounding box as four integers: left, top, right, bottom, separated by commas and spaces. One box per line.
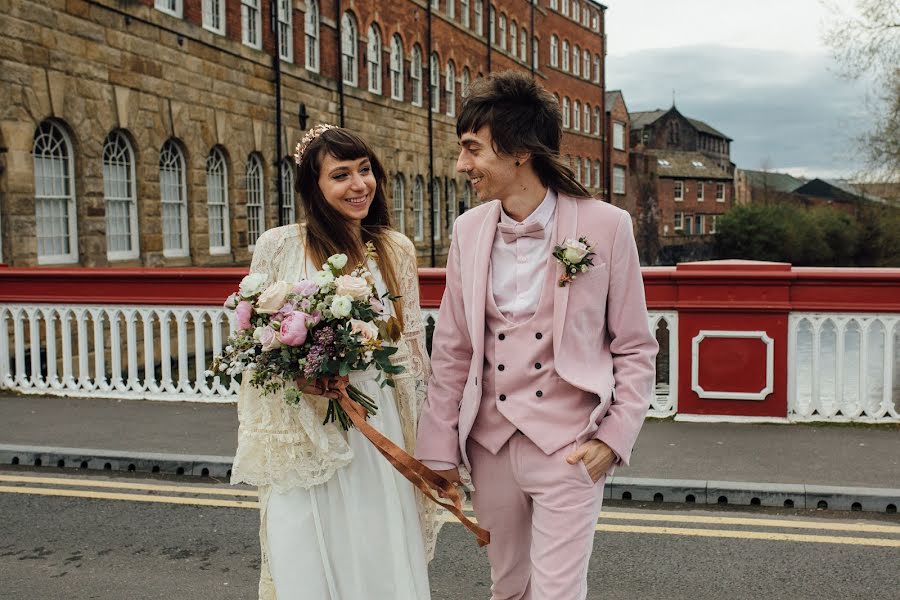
210, 242, 404, 430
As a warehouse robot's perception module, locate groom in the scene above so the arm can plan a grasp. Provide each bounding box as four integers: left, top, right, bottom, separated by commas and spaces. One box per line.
416, 71, 658, 600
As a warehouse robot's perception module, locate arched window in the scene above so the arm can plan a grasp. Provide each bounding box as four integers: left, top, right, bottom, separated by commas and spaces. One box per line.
583, 157, 590, 186
33, 121, 78, 264
499, 14, 507, 50
550, 35, 559, 67
575, 156, 581, 182
562, 40, 569, 71
431, 178, 442, 241
341, 11, 358, 86
562, 97, 570, 128
573, 100, 581, 131
103, 131, 139, 260
583, 103, 590, 133
367, 24, 382, 94
594, 107, 601, 135
463, 181, 472, 212
413, 176, 424, 241
561, 0, 569, 17
390, 34, 404, 101
280, 159, 295, 224
245, 153, 265, 247
573, 44, 580, 76
277, 0, 292, 62
461, 66, 471, 98
532, 34, 539, 67
206, 147, 230, 254
430, 52, 440, 113
594, 160, 601, 189
392, 174, 405, 233
520, 27, 527, 61
572, 1, 580, 22
461, 0, 470, 28
510, 21, 517, 57
593, 54, 601, 83
583, 49, 590, 79
489, 5, 496, 44
445, 61, 456, 116
159, 140, 188, 257
304, 0, 319, 71
411, 44, 423, 106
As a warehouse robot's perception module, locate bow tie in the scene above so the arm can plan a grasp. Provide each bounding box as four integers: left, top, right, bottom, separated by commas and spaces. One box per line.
497, 221, 545, 244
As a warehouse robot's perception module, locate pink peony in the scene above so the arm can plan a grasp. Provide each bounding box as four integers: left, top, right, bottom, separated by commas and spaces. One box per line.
235, 301, 253, 331
275, 302, 297, 320
292, 279, 320, 297
307, 310, 323, 327
279, 311, 310, 347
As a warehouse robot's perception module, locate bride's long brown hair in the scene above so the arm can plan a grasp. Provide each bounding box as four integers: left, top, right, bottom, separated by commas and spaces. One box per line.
295, 128, 405, 328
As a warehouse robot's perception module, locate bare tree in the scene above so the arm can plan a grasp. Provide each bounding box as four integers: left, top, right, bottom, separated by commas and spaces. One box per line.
822, 0, 900, 181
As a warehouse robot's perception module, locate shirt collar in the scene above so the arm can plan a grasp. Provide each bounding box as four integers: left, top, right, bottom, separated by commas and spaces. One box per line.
499, 188, 557, 229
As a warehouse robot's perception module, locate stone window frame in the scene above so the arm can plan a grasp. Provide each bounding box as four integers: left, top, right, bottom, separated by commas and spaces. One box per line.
550, 35, 559, 68
159, 139, 190, 258
413, 176, 425, 241
573, 99, 581, 131
474, 0, 483, 36
341, 11, 359, 87
613, 166, 626, 195
499, 13, 507, 51
411, 44, 424, 107
206, 147, 231, 255
280, 159, 296, 224
392, 174, 406, 234
461, 66, 471, 98
102, 130, 140, 261
510, 21, 518, 58
33, 120, 79, 265
562, 39, 570, 71
445, 60, 456, 117
245, 153, 265, 249
562, 96, 570, 128
242, 0, 263, 50
390, 34, 404, 101
572, 44, 580, 76
154, 0, 182, 19
367, 23, 383, 95
431, 178, 442, 242
277, 0, 293, 63
202, 0, 226, 36
430, 52, 441, 113
304, 0, 320, 72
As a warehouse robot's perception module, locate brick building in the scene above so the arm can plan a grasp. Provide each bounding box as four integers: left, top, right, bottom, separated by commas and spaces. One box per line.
604, 89, 630, 212
0, 0, 609, 268
628, 106, 735, 258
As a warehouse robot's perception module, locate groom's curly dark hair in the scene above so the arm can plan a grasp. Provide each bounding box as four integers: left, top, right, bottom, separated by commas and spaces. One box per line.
457, 71, 592, 199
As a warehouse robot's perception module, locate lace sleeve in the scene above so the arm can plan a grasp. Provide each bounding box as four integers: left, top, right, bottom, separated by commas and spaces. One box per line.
397, 238, 432, 415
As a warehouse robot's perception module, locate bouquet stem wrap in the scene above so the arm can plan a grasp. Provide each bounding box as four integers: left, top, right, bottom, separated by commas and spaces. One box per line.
332, 379, 491, 547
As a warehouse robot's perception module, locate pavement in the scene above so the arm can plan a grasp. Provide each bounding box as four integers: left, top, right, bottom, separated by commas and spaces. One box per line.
2, 393, 899, 513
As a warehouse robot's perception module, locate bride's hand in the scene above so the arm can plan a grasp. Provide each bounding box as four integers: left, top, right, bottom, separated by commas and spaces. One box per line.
295, 377, 340, 400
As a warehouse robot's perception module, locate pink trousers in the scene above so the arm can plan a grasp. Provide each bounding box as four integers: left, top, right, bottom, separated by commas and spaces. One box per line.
468, 432, 606, 600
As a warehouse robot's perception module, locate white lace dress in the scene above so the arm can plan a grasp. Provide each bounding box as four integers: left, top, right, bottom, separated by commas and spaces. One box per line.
230, 225, 440, 600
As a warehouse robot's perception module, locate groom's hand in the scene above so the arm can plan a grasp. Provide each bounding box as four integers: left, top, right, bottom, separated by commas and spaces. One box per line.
433, 468, 463, 505
566, 440, 616, 483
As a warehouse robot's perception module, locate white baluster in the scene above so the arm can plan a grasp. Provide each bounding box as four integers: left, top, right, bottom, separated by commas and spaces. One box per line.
13, 307, 26, 387
60, 308, 75, 389
43, 307, 59, 390
91, 308, 108, 391
143, 309, 158, 393
211, 311, 224, 394
193, 309, 208, 396
27, 307, 44, 388
883, 319, 897, 419
0, 308, 11, 387
159, 309, 174, 393
834, 318, 846, 418
109, 308, 124, 391
75, 307, 90, 388
126, 309, 139, 391
175, 309, 191, 393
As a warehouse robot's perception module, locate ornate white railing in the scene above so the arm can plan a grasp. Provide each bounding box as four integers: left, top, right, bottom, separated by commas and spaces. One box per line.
0, 304, 237, 402
788, 313, 900, 422
648, 311, 678, 417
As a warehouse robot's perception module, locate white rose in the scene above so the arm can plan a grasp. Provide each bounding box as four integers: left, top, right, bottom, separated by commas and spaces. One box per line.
312, 270, 335, 286
334, 275, 371, 300
331, 295, 353, 319
350, 318, 380, 342
256, 281, 293, 314
562, 239, 589, 263
239, 273, 268, 298
328, 254, 349, 269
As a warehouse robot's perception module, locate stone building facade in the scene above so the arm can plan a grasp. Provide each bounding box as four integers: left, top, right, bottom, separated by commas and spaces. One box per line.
0, 0, 608, 268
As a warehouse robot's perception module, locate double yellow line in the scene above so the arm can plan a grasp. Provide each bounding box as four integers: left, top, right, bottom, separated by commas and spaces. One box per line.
2, 474, 899, 548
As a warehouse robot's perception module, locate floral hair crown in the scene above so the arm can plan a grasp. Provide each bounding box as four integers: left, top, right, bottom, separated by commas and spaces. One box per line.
294, 123, 339, 166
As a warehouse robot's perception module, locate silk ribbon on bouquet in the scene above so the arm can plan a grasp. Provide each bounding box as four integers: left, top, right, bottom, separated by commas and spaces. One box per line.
332, 379, 491, 547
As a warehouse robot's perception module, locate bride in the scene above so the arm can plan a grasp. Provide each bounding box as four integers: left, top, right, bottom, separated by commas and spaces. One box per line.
231, 125, 440, 599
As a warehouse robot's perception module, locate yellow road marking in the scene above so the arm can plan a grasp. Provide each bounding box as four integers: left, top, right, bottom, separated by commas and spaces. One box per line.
600, 511, 900, 534
3, 475, 899, 546
0, 486, 259, 509
594, 524, 900, 548
0, 474, 257, 498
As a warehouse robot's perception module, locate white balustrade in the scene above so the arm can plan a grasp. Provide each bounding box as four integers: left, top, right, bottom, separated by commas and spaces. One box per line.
0, 304, 238, 402
648, 311, 678, 417
789, 313, 900, 422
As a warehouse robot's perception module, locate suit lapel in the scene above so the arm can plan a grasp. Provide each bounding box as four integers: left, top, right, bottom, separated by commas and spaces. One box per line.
467, 201, 501, 361
552, 193, 578, 356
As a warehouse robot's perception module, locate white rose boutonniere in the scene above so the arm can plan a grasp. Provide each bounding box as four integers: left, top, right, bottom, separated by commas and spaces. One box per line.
552, 236, 596, 287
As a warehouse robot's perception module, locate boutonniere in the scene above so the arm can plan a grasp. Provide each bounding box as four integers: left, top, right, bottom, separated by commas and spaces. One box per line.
552, 237, 596, 287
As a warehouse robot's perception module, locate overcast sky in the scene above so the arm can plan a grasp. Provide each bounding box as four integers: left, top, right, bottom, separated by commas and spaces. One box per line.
603, 0, 871, 179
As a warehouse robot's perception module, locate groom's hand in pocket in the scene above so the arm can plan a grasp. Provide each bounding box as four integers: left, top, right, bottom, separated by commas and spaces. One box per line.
566, 440, 615, 483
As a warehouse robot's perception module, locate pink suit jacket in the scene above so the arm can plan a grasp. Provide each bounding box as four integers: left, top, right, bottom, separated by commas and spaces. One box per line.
416, 193, 659, 471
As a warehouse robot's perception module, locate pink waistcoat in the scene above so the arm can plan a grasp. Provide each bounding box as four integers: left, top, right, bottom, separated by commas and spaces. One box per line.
470, 255, 595, 456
